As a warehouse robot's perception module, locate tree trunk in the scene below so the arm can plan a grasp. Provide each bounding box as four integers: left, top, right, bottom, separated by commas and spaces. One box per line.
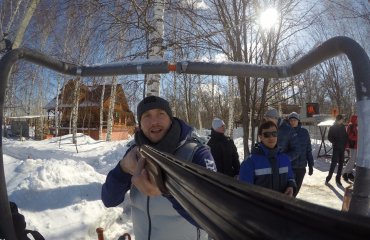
72, 78, 81, 144
146, 0, 165, 96
106, 76, 117, 142
99, 79, 106, 140
227, 76, 235, 137
197, 76, 203, 129
4, 0, 23, 34
237, 76, 251, 156
54, 78, 61, 137
12, 0, 41, 48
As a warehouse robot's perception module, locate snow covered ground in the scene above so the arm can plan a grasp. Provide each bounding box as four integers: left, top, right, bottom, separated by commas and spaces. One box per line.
3, 133, 352, 240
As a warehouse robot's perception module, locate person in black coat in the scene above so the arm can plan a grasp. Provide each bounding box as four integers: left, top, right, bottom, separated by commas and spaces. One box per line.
207, 118, 240, 177
326, 114, 348, 186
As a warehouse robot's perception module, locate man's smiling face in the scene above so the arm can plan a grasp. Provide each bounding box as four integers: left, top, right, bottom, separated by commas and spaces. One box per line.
140, 109, 172, 143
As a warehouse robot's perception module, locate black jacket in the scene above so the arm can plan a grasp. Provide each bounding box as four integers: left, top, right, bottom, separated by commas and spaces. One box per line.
328, 122, 348, 150
207, 129, 240, 177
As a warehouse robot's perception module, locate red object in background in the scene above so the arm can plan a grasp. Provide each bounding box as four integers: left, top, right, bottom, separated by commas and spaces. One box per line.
306, 103, 319, 117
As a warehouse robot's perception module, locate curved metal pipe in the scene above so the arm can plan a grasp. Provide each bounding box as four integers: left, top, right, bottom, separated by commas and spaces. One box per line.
0, 36, 369, 239
176, 36, 370, 100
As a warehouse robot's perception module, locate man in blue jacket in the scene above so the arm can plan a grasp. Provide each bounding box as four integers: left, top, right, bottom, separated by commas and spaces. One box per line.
101, 96, 216, 240
263, 108, 299, 164
239, 121, 296, 195
288, 112, 314, 197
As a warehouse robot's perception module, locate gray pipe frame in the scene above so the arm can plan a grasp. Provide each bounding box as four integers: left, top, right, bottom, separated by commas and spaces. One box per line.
0, 36, 369, 239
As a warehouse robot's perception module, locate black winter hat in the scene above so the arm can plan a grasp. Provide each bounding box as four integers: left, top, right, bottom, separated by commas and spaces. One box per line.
137, 96, 173, 122
336, 114, 343, 121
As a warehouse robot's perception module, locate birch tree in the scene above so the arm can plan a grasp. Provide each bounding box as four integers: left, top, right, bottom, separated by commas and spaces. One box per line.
67, 3, 96, 144
106, 77, 117, 141
227, 76, 235, 137
12, 0, 41, 48
146, 0, 165, 96
71, 78, 80, 144
99, 78, 106, 140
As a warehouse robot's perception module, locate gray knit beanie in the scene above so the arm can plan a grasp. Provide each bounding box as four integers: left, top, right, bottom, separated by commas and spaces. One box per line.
264, 108, 279, 119
212, 118, 225, 129
137, 96, 173, 122
288, 112, 300, 121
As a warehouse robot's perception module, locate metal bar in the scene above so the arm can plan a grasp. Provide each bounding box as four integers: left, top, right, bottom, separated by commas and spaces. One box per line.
140, 145, 370, 240
0, 48, 169, 77
80, 60, 169, 76
350, 99, 370, 215
176, 36, 370, 101
0, 36, 370, 239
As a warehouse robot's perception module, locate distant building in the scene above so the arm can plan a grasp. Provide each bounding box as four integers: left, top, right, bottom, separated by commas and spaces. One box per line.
44, 79, 135, 140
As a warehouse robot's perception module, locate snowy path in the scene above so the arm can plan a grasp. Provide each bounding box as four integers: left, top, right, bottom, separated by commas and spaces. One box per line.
298, 157, 352, 210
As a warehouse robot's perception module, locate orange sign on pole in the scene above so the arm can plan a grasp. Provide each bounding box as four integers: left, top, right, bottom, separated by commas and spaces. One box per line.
306, 103, 319, 117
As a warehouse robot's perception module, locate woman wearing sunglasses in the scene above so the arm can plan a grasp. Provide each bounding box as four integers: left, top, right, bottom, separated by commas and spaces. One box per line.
239, 121, 296, 196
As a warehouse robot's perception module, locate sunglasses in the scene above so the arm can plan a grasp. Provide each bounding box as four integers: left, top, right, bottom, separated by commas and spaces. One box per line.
262, 131, 278, 138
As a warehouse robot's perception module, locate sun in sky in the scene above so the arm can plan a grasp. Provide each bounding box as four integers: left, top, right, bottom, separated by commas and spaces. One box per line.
258, 7, 279, 30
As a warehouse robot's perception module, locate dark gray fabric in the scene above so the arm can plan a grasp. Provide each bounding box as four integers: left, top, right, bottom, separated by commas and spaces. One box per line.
293, 167, 306, 197
207, 129, 240, 177
327, 121, 348, 183
328, 122, 347, 149
268, 148, 280, 191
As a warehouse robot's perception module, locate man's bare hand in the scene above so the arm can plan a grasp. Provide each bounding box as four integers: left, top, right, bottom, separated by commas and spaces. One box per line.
284, 187, 294, 197
119, 146, 139, 175
131, 156, 162, 196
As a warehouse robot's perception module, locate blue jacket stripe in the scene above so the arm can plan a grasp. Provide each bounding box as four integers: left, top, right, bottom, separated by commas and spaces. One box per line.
279, 166, 289, 173
255, 168, 272, 175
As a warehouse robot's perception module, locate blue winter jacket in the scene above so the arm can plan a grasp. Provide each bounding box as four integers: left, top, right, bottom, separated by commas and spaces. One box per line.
239, 143, 296, 193
101, 118, 216, 239
291, 123, 314, 169
277, 118, 299, 162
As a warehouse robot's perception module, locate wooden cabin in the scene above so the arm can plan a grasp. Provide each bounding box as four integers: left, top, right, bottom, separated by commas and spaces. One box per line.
45, 79, 135, 140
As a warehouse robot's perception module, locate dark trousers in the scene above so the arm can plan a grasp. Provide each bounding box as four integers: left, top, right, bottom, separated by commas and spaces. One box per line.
293, 168, 306, 197
328, 146, 345, 181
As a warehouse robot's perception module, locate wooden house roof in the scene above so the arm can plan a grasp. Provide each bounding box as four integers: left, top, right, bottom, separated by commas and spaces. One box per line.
44, 79, 132, 112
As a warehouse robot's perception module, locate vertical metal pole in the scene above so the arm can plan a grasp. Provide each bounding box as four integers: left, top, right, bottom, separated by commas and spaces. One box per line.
349, 100, 370, 215
0, 51, 18, 239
